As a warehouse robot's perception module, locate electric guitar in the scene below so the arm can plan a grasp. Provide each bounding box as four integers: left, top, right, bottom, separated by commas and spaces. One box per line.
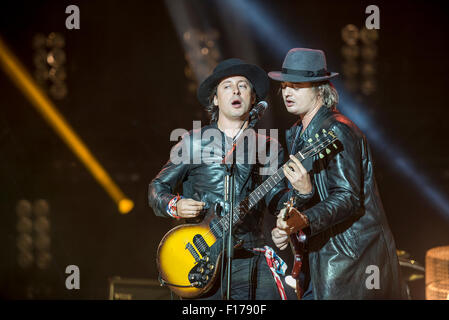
156, 129, 338, 298
282, 197, 308, 299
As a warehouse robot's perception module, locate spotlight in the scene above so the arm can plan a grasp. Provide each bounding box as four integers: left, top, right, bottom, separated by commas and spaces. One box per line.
32, 33, 67, 100
360, 27, 379, 45
361, 78, 377, 96
361, 45, 378, 61
341, 24, 359, 46
341, 45, 359, 60
361, 63, 376, 77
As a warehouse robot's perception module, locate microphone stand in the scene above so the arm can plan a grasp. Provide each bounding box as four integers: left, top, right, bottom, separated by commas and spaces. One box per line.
224, 163, 235, 300
223, 109, 261, 300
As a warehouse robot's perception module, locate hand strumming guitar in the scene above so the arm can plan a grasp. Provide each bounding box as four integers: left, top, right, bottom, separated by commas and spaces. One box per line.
176, 199, 205, 218
271, 205, 309, 250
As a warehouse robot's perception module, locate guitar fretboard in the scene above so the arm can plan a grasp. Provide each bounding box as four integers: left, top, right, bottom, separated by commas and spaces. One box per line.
214, 134, 336, 235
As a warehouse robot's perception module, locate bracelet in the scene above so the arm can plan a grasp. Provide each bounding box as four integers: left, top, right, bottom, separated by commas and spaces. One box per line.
166, 194, 183, 219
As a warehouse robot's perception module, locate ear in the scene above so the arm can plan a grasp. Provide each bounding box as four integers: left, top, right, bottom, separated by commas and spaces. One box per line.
213, 94, 218, 107
251, 92, 256, 105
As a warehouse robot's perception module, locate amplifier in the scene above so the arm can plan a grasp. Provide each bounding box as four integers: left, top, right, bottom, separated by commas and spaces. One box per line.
108, 276, 177, 300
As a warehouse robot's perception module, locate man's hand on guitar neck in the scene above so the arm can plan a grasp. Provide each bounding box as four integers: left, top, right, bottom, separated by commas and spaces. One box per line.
176, 199, 205, 218
283, 155, 313, 195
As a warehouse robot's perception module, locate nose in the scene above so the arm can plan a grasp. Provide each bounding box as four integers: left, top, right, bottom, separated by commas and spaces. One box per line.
283, 86, 292, 97
233, 85, 240, 95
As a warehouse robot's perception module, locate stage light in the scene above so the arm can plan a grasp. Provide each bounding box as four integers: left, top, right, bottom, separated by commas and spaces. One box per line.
16, 233, 33, 252
341, 45, 359, 60
361, 63, 376, 77
34, 234, 51, 251
46, 49, 66, 67
361, 45, 377, 61
46, 32, 65, 48
0, 36, 134, 214
48, 67, 67, 82
360, 28, 379, 45
16, 217, 33, 234
49, 82, 68, 100
17, 251, 34, 269
119, 198, 134, 215
33, 49, 47, 68
34, 216, 50, 233
36, 251, 52, 270
16, 199, 32, 217
16, 199, 34, 269
360, 78, 376, 96
32, 33, 68, 100
426, 246, 449, 300
34, 199, 49, 216
341, 24, 360, 46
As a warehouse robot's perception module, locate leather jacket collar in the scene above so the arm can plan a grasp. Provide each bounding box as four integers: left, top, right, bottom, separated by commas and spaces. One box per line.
286, 105, 333, 154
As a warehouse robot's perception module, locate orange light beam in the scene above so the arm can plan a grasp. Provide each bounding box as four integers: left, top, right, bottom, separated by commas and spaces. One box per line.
0, 35, 133, 214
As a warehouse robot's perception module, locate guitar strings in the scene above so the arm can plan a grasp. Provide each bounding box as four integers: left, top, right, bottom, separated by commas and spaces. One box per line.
193, 137, 333, 251
192, 137, 334, 253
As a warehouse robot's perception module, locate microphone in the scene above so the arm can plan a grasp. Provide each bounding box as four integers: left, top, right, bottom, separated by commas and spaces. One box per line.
249, 100, 268, 119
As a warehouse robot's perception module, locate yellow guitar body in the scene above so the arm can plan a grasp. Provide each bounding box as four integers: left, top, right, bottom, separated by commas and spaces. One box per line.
157, 220, 219, 298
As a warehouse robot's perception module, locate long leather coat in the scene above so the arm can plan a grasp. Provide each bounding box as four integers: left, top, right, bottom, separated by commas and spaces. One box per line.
288, 106, 407, 299
149, 122, 288, 249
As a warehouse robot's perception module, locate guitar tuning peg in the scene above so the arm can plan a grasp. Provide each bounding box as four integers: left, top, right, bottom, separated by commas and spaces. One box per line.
315, 133, 319, 140
319, 153, 324, 159
326, 148, 331, 154
308, 138, 313, 143
322, 129, 327, 134
333, 143, 338, 149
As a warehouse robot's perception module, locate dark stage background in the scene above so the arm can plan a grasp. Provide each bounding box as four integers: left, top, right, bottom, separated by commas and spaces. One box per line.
0, 0, 448, 299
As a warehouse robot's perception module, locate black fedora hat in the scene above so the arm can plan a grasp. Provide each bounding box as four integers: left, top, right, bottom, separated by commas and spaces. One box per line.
268, 48, 338, 83
197, 58, 269, 107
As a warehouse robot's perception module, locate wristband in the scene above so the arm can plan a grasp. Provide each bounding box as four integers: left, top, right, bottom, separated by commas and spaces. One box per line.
166, 194, 183, 219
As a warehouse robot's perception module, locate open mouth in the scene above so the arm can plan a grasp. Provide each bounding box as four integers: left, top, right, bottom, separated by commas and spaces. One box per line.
231, 99, 242, 107
286, 99, 295, 107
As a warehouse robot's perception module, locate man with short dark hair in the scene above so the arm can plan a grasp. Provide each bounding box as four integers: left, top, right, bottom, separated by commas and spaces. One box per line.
270, 48, 407, 299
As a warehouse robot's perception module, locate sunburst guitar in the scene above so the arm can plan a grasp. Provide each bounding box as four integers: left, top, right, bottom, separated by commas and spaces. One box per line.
157, 129, 338, 298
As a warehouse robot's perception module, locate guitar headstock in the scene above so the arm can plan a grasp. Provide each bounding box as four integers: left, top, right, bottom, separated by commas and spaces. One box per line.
303, 129, 338, 159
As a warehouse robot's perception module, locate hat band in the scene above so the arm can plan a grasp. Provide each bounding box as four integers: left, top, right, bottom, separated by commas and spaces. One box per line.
282, 67, 328, 77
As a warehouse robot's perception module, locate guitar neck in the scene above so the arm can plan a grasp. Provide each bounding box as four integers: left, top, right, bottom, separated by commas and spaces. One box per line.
217, 135, 334, 233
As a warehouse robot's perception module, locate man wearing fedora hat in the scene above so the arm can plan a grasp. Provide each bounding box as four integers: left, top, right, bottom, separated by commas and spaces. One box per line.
149, 58, 293, 299
269, 48, 407, 299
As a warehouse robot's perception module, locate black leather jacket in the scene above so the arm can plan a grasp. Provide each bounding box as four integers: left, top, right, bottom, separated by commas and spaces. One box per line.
149, 122, 288, 249
287, 106, 407, 299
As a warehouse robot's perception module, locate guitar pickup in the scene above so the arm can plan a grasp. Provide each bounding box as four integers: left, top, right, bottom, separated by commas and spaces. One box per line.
185, 242, 200, 263
193, 234, 209, 257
